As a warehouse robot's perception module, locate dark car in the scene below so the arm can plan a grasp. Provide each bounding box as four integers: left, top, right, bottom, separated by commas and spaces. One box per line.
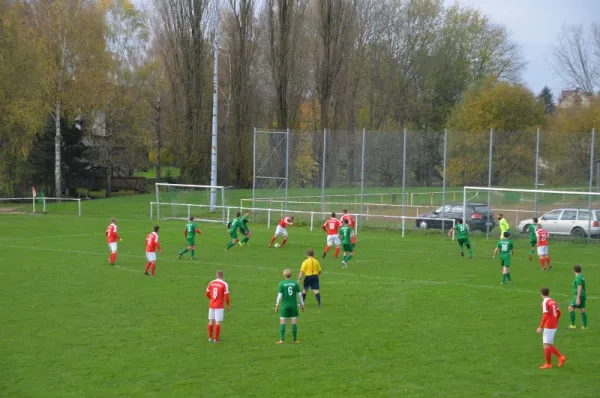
415, 203, 495, 232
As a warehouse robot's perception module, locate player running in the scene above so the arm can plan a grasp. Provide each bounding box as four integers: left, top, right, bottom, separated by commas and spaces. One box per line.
528, 217, 538, 261
105, 218, 121, 265
322, 212, 342, 259
537, 287, 566, 369
178, 216, 203, 260
205, 270, 230, 343
269, 216, 294, 248
144, 226, 163, 276
493, 231, 513, 285
239, 211, 251, 246
448, 218, 472, 258
568, 264, 588, 330
536, 224, 551, 270
340, 209, 357, 248
497, 214, 510, 239
297, 249, 322, 307
339, 219, 355, 268
275, 268, 304, 344
226, 213, 242, 250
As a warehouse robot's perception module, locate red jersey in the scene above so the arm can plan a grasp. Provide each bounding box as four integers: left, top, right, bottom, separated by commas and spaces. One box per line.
145, 232, 161, 253
205, 279, 230, 309
341, 214, 356, 228
278, 217, 292, 228
106, 223, 120, 243
323, 217, 342, 235
536, 229, 549, 246
540, 297, 561, 329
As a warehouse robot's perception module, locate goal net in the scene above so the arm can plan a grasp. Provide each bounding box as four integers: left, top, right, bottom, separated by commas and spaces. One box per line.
464, 186, 600, 239
153, 183, 229, 223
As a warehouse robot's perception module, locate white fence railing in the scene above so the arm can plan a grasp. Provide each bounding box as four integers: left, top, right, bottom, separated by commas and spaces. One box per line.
149, 202, 456, 238
0, 197, 82, 216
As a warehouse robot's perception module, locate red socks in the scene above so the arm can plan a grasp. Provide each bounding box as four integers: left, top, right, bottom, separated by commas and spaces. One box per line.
324, 246, 330, 253
109, 252, 116, 264
544, 348, 551, 364
151, 262, 156, 275
144, 262, 151, 273
546, 257, 551, 266
215, 325, 221, 341
281, 238, 287, 247
269, 237, 276, 246
334, 247, 340, 258
208, 324, 214, 339
549, 345, 561, 357
540, 259, 545, 269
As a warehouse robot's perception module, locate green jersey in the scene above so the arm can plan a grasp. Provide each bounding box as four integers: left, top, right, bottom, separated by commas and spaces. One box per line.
573, 274, 586, 297
240, 215, 250, 231
278, 280, 301, 308
496, 239, 513, 259
339, 225, 353, 244
528, 224, 536, 242
185, 222, 198, 239
228, 218, 241, 231
455, 224, 469, 239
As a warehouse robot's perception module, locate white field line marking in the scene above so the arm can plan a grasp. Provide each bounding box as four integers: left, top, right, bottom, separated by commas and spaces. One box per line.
4, 245, 595, 300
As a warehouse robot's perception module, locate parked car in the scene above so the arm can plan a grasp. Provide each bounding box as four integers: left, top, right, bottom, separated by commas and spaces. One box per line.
517, 209, 600, 237
415, 203, 495, 232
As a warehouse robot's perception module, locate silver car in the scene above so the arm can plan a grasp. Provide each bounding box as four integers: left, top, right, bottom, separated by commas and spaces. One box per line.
518, 209, 600, 237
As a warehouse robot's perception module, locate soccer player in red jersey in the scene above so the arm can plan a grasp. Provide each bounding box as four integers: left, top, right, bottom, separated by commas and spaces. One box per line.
206, 270, 230, 343
537, 287, 566, 369
269, 216, 294, 248
105, 218, 121, 265
144, 226, 163, 276
340, 209, 357, 248
322, 212, 342, 259
535, 224, 551, 270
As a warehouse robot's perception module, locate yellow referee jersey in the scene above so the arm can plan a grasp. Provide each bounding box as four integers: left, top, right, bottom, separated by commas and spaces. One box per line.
301, 257, 322, 276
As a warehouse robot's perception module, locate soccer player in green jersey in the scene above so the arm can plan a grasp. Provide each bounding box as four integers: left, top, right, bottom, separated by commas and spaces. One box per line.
568, 264, 588, 330
448, 218, 473, 258
275, 269, 304, 344
493, 231, 514, 284
497, 214, 510, 239
239, 211, 251, 246
528, 217, 538, 261
178, 217, 203, 260
339, 219, 354, 268
225, 212, 242, 250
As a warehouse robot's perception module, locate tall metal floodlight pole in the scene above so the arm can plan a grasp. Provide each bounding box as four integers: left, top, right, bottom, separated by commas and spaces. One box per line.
359, 128, 366, 231
210, 0, 220, 212
534, 128, 540, 216
486, 129, 493, 238
588, 129, 596, 243
401, 129, 407, 237
441, 129, 448, 234
321, 129, 327, 218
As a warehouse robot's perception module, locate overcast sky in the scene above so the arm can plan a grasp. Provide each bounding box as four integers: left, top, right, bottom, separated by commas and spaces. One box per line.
444, 0, 599, 97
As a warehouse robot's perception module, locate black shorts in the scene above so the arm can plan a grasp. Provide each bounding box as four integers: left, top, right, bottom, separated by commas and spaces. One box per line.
303, 275, 320, 290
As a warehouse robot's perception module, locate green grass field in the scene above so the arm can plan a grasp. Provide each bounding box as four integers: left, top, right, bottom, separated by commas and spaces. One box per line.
1, 195, 599, 397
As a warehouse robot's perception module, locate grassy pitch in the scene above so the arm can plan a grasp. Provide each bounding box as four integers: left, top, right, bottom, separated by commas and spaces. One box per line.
1, 195, 599, 397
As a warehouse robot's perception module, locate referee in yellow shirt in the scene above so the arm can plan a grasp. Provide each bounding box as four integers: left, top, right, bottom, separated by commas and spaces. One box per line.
497, 213, 511, 239
298, 249, 322, 308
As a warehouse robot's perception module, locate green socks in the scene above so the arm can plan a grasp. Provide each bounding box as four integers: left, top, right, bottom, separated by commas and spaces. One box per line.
582, 312, 588, 327
569, 311, 576, 326
241, 236, 249, 244
529, 248, 535, 255
190, 249, 195, 258
292, 324, 298, 340
501, 274, 506, 283
506, 273, 511, 282
346, 255, 353, 263
468, 248, 473, 257
226, 241, 235, 249
280, 324, 285, 340
179, 248, 189, 255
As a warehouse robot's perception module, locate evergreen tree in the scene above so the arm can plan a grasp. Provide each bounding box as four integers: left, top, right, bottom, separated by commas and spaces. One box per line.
537, 86, 555, 114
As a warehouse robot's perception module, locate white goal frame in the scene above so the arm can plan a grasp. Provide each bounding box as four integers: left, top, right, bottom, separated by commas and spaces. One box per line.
0, 197, 82, 216
155, 183, 227, 223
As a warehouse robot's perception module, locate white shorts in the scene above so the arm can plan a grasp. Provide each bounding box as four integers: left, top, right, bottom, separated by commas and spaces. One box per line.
146, 252, 156, 262
326, 234, 341, 246
537, 246, 548, 256
208, 308, 224, 322
543, 328, 557, 344
108, 242, 117, 252
275, 225, 288, 237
